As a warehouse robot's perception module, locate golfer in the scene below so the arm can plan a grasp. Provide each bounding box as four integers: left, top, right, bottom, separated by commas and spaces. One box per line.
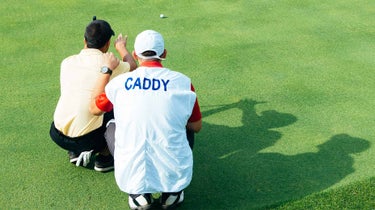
49, 17, 136, 172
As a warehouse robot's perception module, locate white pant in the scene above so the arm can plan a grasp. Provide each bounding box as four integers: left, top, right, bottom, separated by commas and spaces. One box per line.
104, 119, 116, 156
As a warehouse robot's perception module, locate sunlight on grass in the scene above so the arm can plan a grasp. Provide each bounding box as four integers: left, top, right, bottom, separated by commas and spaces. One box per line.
203, 108, 244, 128
218, 149, 244, 159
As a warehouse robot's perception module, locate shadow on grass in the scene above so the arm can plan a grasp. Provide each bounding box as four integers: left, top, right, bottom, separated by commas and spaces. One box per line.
183, 99, 370, 210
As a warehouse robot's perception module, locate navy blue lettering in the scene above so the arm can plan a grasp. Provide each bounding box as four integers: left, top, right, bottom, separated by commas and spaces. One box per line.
152, 79, 160, 90
162, 79, 170, 91
143, 78, 151, 90
124, 77, 170, 91
133, 77, 141, 89
125, 77, 133, 90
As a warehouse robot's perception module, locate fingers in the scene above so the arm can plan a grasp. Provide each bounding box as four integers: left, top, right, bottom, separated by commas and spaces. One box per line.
114, 33, 128, 46
103, 52, 120, 70
103, 52, 115, 60
117, 33, 127, 40
117, 33, 123, 40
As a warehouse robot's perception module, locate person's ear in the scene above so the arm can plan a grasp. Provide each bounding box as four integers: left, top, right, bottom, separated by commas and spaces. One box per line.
132, 51, 138, 60
104, 40, 111, 52
161, 49, 167, 59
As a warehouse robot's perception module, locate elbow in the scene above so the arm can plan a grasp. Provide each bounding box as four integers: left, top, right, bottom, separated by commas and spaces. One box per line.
90, 110, 101, 116
89, 107, 101, 116
89, 102, 104, 116
194, 125, 202, 133
188, 119, 202, 133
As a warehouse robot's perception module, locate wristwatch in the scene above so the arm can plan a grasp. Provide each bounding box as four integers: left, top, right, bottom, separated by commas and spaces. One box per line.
101, 66, 113, 75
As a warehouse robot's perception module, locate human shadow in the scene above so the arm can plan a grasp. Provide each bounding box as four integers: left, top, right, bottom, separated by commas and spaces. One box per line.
181, 99, 370, 210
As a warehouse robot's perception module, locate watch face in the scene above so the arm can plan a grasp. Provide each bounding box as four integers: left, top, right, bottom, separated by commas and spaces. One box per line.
101, 66, 112, 74
101, 66, 109, 73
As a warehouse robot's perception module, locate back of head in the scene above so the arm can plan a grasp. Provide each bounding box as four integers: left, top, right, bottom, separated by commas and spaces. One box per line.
84, 17, 115, 49
134, 30, 165, 60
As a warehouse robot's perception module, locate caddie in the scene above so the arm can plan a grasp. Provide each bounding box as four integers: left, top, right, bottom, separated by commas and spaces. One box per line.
90, 29, 202, 209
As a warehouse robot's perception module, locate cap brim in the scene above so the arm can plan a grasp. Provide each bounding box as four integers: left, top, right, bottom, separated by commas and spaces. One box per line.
136, 54, 165, 60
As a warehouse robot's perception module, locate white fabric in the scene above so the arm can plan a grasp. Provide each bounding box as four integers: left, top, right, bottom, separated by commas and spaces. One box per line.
105, 66, 196, 194
104, 119, 116, 156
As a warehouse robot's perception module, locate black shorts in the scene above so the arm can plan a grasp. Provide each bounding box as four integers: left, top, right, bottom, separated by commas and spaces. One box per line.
49, 112, 113, 154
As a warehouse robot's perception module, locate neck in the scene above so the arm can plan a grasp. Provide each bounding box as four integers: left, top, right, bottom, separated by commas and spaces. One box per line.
83, 44, 107, 53
139, 60, 163, 67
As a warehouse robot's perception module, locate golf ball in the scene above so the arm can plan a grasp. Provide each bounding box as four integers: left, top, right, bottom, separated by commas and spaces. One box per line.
160, 14, 165, 18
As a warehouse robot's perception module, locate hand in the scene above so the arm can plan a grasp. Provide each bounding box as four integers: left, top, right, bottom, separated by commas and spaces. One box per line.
113, 33, 137, 70
114, 33, 128, 51
103, 52, 120, 70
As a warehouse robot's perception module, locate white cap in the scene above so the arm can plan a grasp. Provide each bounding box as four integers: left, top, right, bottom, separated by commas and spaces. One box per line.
134, 30, 165, 60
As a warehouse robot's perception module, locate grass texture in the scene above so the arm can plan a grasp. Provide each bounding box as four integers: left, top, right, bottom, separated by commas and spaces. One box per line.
1, 0, 374, 209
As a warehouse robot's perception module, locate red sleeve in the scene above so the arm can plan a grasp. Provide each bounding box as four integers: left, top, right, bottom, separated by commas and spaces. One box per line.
189, 84, 202, 122
95, 93, 113, 112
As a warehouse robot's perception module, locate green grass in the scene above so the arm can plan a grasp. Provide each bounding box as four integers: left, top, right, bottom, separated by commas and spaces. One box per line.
272, 177, 375, 209
1, 0, 374, 209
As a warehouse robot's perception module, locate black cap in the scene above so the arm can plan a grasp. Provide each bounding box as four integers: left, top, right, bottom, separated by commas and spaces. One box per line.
84, 17, 115, 49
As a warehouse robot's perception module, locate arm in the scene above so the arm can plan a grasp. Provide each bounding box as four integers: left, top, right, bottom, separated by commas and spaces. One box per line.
187, 84, 202, 133
89, 52, 119, 115
114, 34, 137, 71
187, 119, 202, 133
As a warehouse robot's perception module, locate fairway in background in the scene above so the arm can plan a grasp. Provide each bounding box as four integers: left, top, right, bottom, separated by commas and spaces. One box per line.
1, 0, 374, 209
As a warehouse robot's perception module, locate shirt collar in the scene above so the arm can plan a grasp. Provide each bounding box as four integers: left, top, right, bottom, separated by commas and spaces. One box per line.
80, 48, 103, 55
140, 61, 163, 68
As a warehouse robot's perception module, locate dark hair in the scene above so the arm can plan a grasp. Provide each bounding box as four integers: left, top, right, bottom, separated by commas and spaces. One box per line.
84, 19, 114, 49
141, 50, 157, 57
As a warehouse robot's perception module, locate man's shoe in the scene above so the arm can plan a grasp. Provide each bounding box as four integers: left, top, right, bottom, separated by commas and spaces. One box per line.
68, 151, 79, 164
161, 191, 184, 209
94, 154, 114, 172
128, 194, 153, 210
